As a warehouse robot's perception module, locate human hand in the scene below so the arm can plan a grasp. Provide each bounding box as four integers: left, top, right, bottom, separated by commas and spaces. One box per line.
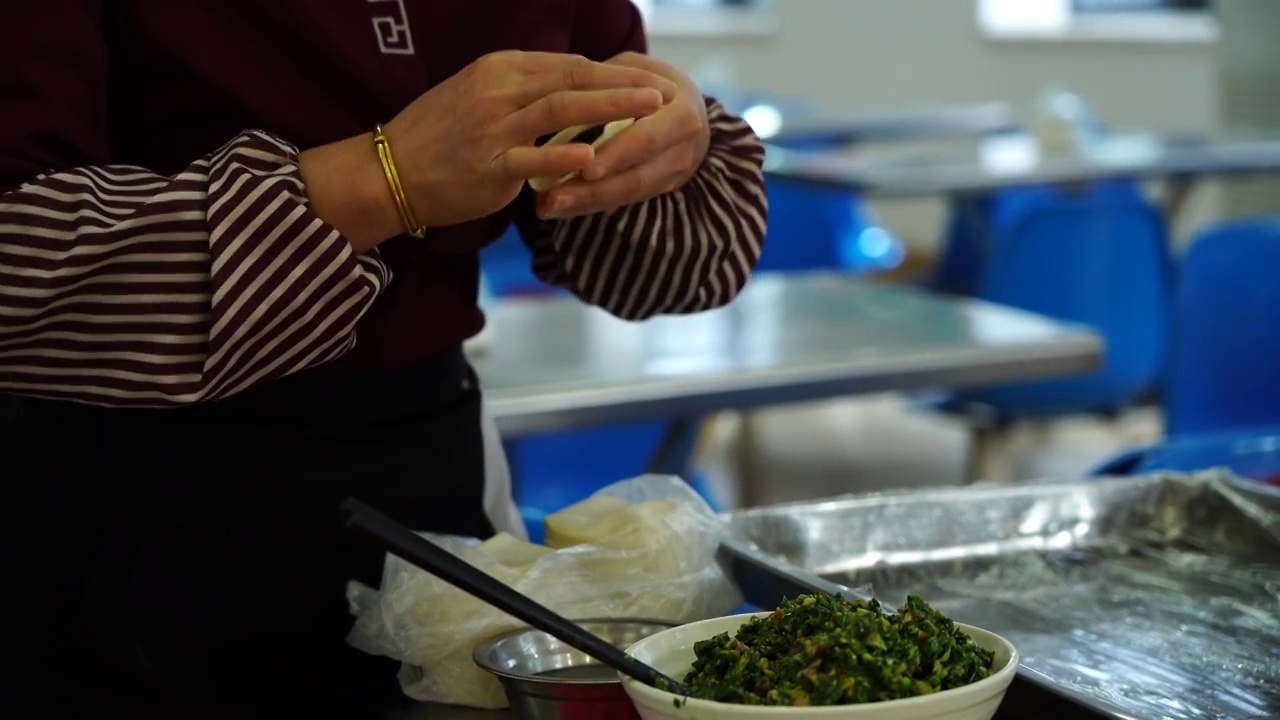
535, 52, 710, 220
383, 51, 678, 229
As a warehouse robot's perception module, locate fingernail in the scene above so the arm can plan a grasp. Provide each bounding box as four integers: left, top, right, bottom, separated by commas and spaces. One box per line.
659, 79, 678, 100
582, 164, 607, 181
542, 196, 570, 218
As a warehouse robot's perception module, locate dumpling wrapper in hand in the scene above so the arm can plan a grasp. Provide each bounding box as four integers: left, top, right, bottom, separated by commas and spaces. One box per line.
527, 118, 635, 193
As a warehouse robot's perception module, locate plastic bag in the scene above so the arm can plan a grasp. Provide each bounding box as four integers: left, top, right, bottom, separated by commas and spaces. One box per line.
345, 474, 742, 709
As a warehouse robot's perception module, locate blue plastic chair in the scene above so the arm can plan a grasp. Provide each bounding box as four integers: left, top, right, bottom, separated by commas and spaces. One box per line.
942, 188, 1173, 419
1163, 217, 1280, 436
930, 180, 1146, 297
480, 224, 567, 298
760, 178, 904, 274
762, 131, 905, 275
480, 226, 712, 519
931, 194, 996, 296
1092, 426, 1280, 488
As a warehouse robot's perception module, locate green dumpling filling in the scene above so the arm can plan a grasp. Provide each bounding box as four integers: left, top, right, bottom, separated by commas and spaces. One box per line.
683, 594, 995, 707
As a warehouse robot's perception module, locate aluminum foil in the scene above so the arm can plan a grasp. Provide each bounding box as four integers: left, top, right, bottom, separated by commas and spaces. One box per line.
723, 471, 1280, 720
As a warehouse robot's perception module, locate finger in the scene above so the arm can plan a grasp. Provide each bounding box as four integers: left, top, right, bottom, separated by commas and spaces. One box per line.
492, 143, 594, 182
538, 148, 684, 219
580, 105, 684, 181
502, 88, 663, 145
513, 54, 678, 103
605, 50, 671, 75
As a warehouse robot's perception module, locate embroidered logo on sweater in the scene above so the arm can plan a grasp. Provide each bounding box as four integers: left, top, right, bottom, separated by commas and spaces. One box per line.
369, 0, 415, 55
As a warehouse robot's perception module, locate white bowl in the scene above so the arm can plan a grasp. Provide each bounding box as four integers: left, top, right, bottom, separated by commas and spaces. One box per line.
621, 612, 1019, 720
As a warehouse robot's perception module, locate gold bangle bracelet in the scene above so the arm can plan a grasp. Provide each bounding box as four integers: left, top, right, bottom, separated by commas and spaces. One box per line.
372, 124, 426, 239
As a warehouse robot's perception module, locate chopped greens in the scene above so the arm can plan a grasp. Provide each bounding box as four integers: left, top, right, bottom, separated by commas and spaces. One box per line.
683, 594, 995, 706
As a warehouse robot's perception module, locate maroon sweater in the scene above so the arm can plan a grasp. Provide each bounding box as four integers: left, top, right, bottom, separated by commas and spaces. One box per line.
0, 0, 766, 406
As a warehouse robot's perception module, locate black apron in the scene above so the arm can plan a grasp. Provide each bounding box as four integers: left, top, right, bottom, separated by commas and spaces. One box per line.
1, 348, 495, 719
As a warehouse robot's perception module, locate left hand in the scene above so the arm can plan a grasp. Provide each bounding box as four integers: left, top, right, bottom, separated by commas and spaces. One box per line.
536, 52, 710, 220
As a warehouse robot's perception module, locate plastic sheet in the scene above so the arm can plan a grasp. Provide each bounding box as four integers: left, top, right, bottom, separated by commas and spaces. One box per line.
346, 475, 742, 709
722, 471, 1280, 719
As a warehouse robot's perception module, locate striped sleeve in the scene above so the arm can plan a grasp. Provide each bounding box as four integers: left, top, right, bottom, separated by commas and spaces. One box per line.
0, 130, 390, 407
523, 98, 767, 320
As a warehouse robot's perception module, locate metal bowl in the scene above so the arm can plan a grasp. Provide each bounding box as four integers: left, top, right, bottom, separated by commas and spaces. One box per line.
473, 618, 676, 720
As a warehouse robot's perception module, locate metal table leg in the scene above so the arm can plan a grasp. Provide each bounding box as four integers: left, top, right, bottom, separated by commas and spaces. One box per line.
644, 416, 701, 477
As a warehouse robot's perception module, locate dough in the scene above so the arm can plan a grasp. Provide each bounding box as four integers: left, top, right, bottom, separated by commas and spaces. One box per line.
366, 486, 732, 709
544, 496, 680, 549
544, 495, 684, 568
478, 532, 553, 570
527, 118, 636, 192
543, 495, 703, 623
542, 494, 630, 548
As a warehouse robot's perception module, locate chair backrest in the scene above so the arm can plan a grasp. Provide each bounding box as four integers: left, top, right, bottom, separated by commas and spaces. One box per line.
966, 191, 1173, 416
931, 180, 1146, 297
757, 178, 848, 271
483, 177, 906, 286
480, 224, 567, 298
762, 133, 904, 275
1164, 217, 1280, 436
760, 179, 904, 275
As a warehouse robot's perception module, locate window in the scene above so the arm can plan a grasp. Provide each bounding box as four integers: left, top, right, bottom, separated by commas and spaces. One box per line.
637, 0, 778, 38
977, 0, 1216, 43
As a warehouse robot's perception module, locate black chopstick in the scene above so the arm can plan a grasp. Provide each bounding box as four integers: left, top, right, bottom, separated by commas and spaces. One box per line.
341, 497, 692, 696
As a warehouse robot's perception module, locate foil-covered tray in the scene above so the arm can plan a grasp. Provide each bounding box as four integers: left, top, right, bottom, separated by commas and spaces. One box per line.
721, 472, 1280, 720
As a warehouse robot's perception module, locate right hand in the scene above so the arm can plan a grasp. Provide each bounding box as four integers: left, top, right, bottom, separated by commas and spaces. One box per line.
384, 51, 678, 230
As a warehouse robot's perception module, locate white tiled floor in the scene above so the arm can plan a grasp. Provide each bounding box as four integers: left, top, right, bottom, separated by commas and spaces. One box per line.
694, 395, 1164, 509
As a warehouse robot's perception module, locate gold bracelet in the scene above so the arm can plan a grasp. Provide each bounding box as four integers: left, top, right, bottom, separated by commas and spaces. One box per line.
372, 124, 426, 238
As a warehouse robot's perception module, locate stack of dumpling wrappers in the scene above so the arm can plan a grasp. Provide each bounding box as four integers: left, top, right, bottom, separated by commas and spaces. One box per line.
346, 479, 740, 709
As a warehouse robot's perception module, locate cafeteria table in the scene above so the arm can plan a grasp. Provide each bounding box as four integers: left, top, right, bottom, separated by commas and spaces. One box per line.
765, 100, 1019, 146
762, 131, 1280, 215
473, 271, 1101, 438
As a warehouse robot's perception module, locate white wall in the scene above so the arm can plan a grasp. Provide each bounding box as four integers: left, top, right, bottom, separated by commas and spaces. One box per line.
650, 0, 1223, 250
1217, 0, 1280, 217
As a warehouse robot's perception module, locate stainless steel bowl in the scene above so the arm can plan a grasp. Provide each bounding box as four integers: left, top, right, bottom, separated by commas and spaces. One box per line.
473, 618, 675, 720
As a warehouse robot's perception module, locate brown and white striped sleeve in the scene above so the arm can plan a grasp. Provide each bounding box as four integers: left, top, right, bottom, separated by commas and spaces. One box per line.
0, 130, 390, 407
521, 98, 767, 320
0, 1, 388, 407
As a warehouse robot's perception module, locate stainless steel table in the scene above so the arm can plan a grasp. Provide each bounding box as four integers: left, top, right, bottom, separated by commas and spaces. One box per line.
763, 131, 1280, 198
766, 101, 1019, 146
473, 273, 1102, 438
